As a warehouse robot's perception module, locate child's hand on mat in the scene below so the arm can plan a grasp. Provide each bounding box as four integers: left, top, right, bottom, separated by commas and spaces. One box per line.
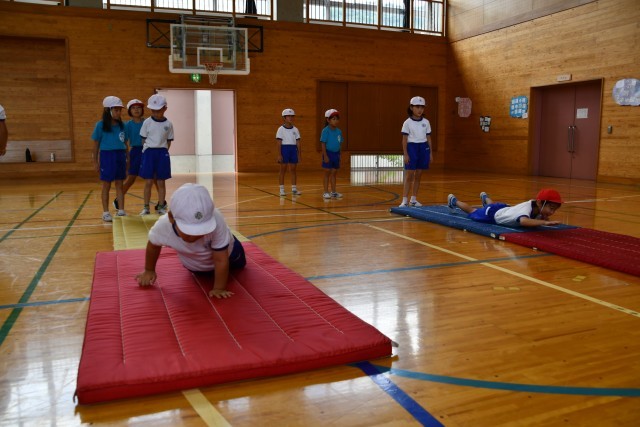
209, 289, 234, 299
544, 220, 561, 226
136, 270, 157, 286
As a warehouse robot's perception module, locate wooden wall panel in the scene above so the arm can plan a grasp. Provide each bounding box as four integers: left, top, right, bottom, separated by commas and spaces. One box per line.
0, 2, 448, 177
0, 35, 72, 163
446, 0, 640, 183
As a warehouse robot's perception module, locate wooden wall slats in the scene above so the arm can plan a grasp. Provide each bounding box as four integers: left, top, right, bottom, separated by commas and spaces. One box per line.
446, 0, 640, 183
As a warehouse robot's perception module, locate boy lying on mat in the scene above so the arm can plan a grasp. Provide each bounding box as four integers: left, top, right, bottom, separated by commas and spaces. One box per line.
136, 183, 246, 298
446, 188, 563, 227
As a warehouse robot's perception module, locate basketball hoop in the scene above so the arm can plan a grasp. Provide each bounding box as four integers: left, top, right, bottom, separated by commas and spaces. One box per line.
203, 62, 223, 85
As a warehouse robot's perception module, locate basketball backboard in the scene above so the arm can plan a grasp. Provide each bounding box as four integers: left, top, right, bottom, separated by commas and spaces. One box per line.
169, 24, 250, 75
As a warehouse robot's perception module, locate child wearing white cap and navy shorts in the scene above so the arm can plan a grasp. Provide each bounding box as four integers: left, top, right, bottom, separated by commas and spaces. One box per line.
399, 96, 433, 208
136, 183, 246, 299
139, 94, 173, 216
276, 108, 302, 197
92, 96, 128, 222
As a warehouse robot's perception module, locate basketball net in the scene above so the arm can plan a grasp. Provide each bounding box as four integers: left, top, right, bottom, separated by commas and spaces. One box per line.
203, 62, 223, 85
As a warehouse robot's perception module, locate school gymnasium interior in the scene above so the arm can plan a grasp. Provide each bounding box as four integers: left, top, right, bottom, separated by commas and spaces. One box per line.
0, 0, 639, 425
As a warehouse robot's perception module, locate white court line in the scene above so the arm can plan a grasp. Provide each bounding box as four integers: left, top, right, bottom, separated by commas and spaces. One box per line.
365, 223, 640, 319
183, 389, 232, 427
218, 194, 273, 209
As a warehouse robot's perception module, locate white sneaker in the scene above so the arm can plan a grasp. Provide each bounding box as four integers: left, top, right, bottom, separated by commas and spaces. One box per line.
398, 202, 408, 208
116, 210, 127, 217
410, 201, 423, 207
140, 206, 150, 215
323, 192, 332, 199
279, 190, 286, 197
331, 192, 342, 198
102, 212, 113, 222
157, 203, 168, 215
292, 189, 302, 196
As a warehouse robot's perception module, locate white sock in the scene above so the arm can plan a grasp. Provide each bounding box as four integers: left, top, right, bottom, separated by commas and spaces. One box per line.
410, 196, 417, 203
402, 197, 408, 204
279, 185, 284, 191
292, 185, 297, 191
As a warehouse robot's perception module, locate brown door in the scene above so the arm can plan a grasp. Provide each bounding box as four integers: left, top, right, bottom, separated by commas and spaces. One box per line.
535, 80, 602, 180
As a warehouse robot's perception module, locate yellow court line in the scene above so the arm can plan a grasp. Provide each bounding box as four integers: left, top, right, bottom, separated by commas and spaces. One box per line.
183, 389, 232, 427
365, 224, 640, 319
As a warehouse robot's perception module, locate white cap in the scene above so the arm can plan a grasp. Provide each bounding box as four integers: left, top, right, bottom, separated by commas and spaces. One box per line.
282, 108, 295, 117
325, 109, 339, 118
147, 94, 167, 110
170, 183, 217, 236
103, 96, 124, 108
127, 99, 144, 109
410, 96, 426, 106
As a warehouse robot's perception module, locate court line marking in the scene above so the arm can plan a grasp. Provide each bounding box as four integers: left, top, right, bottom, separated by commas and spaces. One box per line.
182, 389, 231, 427
0, 191, 92, 347
355, 362, 444, 426
364, 223, 640, 319
370, 364, 640, 397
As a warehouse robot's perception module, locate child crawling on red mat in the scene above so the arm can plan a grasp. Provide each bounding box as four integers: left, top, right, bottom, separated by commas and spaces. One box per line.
136, 183, 246, 298
446, 188, 563, 227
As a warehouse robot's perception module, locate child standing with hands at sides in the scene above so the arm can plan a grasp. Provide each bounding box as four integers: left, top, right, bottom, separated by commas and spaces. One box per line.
92, 96, 128, 222
321, 109, 344, 199
276, 108, 302, 197
400, 96, 433, 207
136, 183, 246, 299
114, 99, 154, 210
447, 189, 563, 227
139, 94, 173, 215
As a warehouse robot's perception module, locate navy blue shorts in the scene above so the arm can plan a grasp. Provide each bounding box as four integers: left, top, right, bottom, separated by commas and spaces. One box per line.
468, 203, 509, 224
128, 146, 143, 176
280, 145, 299, 164
322, 150, 341, 169
404, 143, 430, 170
99, 149, 127, 182
139, 148, 171, 180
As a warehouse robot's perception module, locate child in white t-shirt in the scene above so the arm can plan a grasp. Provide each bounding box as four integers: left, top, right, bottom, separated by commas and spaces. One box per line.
447, 189, 563, 227
136, 183, 246, 299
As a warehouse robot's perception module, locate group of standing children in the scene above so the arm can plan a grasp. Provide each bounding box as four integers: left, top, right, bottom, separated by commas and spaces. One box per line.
276, 96, 432, 204
93, 94, 173, 222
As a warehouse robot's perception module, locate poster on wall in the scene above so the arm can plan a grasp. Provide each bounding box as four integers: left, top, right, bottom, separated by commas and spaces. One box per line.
456, 97, 472, 117
479, 116, 491, 132
509, 96, 528, 118
612, 78, 640, 106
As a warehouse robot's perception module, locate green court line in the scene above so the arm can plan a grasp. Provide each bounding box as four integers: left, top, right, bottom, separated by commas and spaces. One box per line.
0, 191, 62, 243
0, 191, 92, 347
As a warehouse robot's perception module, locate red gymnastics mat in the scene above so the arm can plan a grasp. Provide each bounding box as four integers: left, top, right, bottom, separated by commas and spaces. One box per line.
75, 243, 392, 404
502, 228, 640, 277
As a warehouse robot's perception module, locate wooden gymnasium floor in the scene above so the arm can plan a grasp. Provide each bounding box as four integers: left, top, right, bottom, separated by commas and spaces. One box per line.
1, 170, 639, 426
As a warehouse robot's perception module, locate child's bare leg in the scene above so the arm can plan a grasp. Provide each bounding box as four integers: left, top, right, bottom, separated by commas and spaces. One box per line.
412, 169, 423, 197
456, 199, 477, 214
122, 175, 136, 195
402, 170, 415, 198
330, 169, 337, 193
157, 180, 166, 205
101, 181, 112, 212
290, 164, 297, 186
279, 163, 287, 186
143, 179, 153, 206
115, 180, 124, 210
323, 169, 330, 193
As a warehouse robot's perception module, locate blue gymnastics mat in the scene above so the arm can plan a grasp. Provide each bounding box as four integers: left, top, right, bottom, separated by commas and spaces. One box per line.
390, 205, 577, 239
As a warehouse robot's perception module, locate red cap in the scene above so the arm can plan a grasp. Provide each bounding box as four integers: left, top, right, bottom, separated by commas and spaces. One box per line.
536, 188, 563, 204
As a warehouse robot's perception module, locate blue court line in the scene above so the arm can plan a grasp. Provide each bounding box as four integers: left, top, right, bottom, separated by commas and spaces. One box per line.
354, 361, 444, 426
306, 253, 552, 281
0, 191, 92, 347
370, 364, 640, 397
0, 297, 89, 310
0, 192, 62, 243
